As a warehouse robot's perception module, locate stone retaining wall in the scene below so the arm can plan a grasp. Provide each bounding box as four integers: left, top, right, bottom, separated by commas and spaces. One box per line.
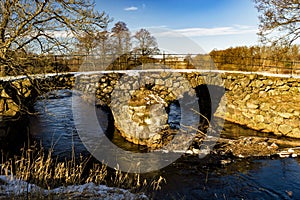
0, 74, 74, 117
216, 73, 300, 138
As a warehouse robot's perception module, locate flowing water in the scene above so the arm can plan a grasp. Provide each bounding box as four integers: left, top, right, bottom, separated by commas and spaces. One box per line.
2, 90, 300, 199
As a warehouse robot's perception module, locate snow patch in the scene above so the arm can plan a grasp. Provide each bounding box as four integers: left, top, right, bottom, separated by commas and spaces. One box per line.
0, 175, 148, 199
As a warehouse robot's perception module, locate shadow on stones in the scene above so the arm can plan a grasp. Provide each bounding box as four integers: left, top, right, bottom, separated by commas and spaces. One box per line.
194, 84, 225, 131
95, 104, 115, 140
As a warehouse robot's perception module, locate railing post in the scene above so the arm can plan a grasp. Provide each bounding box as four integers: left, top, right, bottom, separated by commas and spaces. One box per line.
292, 60, 294, 77
54, 55, 58, 75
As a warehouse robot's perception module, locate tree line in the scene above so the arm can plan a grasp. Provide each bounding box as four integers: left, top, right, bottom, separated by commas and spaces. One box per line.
76, 21, 159, 56
208, 45, 300, 72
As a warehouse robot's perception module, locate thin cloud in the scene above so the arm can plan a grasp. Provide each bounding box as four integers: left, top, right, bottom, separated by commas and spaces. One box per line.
157, 25, 258, 37
44, 30, 74, 38
124, 6, 138, 11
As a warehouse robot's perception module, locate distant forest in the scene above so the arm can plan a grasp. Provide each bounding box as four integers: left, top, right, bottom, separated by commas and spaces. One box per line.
208, 45, 300, 73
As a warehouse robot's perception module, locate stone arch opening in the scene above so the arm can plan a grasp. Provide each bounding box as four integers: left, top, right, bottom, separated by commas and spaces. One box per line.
194, 84, 225, 131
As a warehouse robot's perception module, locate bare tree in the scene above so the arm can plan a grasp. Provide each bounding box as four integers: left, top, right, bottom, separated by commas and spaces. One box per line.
111, 21, 131, 56
133, 28, 159, 55
254, 0, 300, 46
96, 30, 113, 69
0, 0, 110, 76
76, 32, 99, 55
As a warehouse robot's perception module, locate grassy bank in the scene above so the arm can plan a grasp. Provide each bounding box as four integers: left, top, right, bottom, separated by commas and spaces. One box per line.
0, 144, 165, 197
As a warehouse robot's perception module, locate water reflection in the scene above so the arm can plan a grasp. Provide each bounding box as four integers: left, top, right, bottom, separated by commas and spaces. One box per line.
153, 157, 300, 199
29, 90, 89, 158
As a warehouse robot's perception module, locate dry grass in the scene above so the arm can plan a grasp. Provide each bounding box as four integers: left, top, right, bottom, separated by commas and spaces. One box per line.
0, 144, 166, 193
1, 145, 88, 189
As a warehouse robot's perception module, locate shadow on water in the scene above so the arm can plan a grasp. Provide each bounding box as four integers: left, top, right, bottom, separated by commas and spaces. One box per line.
0, 116, 30, 159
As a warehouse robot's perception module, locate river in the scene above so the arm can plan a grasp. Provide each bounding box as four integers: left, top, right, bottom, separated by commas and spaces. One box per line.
2, 89, 300, 199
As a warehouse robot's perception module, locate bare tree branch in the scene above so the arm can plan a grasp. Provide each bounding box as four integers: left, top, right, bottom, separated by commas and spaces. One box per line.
254, 0, 300, 46
0, 0, 111, 76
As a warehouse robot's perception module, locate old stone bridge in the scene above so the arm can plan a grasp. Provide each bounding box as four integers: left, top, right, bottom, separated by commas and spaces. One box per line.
0, 70, 299, 147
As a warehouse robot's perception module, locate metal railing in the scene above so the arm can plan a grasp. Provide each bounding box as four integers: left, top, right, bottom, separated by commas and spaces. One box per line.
209, 55, 300, 76
3, 53, 300, 76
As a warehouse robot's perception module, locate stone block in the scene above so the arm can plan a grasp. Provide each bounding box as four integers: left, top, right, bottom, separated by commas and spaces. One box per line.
294, 111, 300, 116
278, 124, 292, 135
277, 85, 290, 91
278, 112, 293, 119
276, 80, 285, 86
260, 103, 270, 111
1, 90, 10, 98
258, 91, 267, 98
0, 99, 4, 112
242, 112, 252, 119
263, 79, 274, 86
285, 119, 300, 128
268, 90, 280, 96
243, 94, 251, 102
290, 128, 300, 138
256, 122, 266, 130
273, 117, 284, 124
240, 78, 250, 87
249, 74, 257, 80
246, 102, 259, 109
102, 86, 113, 94
254, 115, 264, 123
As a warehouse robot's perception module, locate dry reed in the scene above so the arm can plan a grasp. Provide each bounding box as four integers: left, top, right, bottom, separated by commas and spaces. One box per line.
0, 143, 166, 193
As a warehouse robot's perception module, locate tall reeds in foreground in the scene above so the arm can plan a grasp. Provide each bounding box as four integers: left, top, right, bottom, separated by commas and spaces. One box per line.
0, 144, 166, 193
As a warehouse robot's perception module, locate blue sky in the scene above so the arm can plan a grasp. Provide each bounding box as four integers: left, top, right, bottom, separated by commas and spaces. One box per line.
96, 0, 260, 53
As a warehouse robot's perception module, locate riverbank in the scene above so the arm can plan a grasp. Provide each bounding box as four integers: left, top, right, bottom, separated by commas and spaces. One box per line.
1, 132, 300, 199
0, 143, 165, 199
2, 129, 300, 198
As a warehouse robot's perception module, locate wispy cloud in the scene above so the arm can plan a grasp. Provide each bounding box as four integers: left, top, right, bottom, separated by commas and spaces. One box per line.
124, 6, 138, 11
158, 25, 257, 37
45, 30, 74, 38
